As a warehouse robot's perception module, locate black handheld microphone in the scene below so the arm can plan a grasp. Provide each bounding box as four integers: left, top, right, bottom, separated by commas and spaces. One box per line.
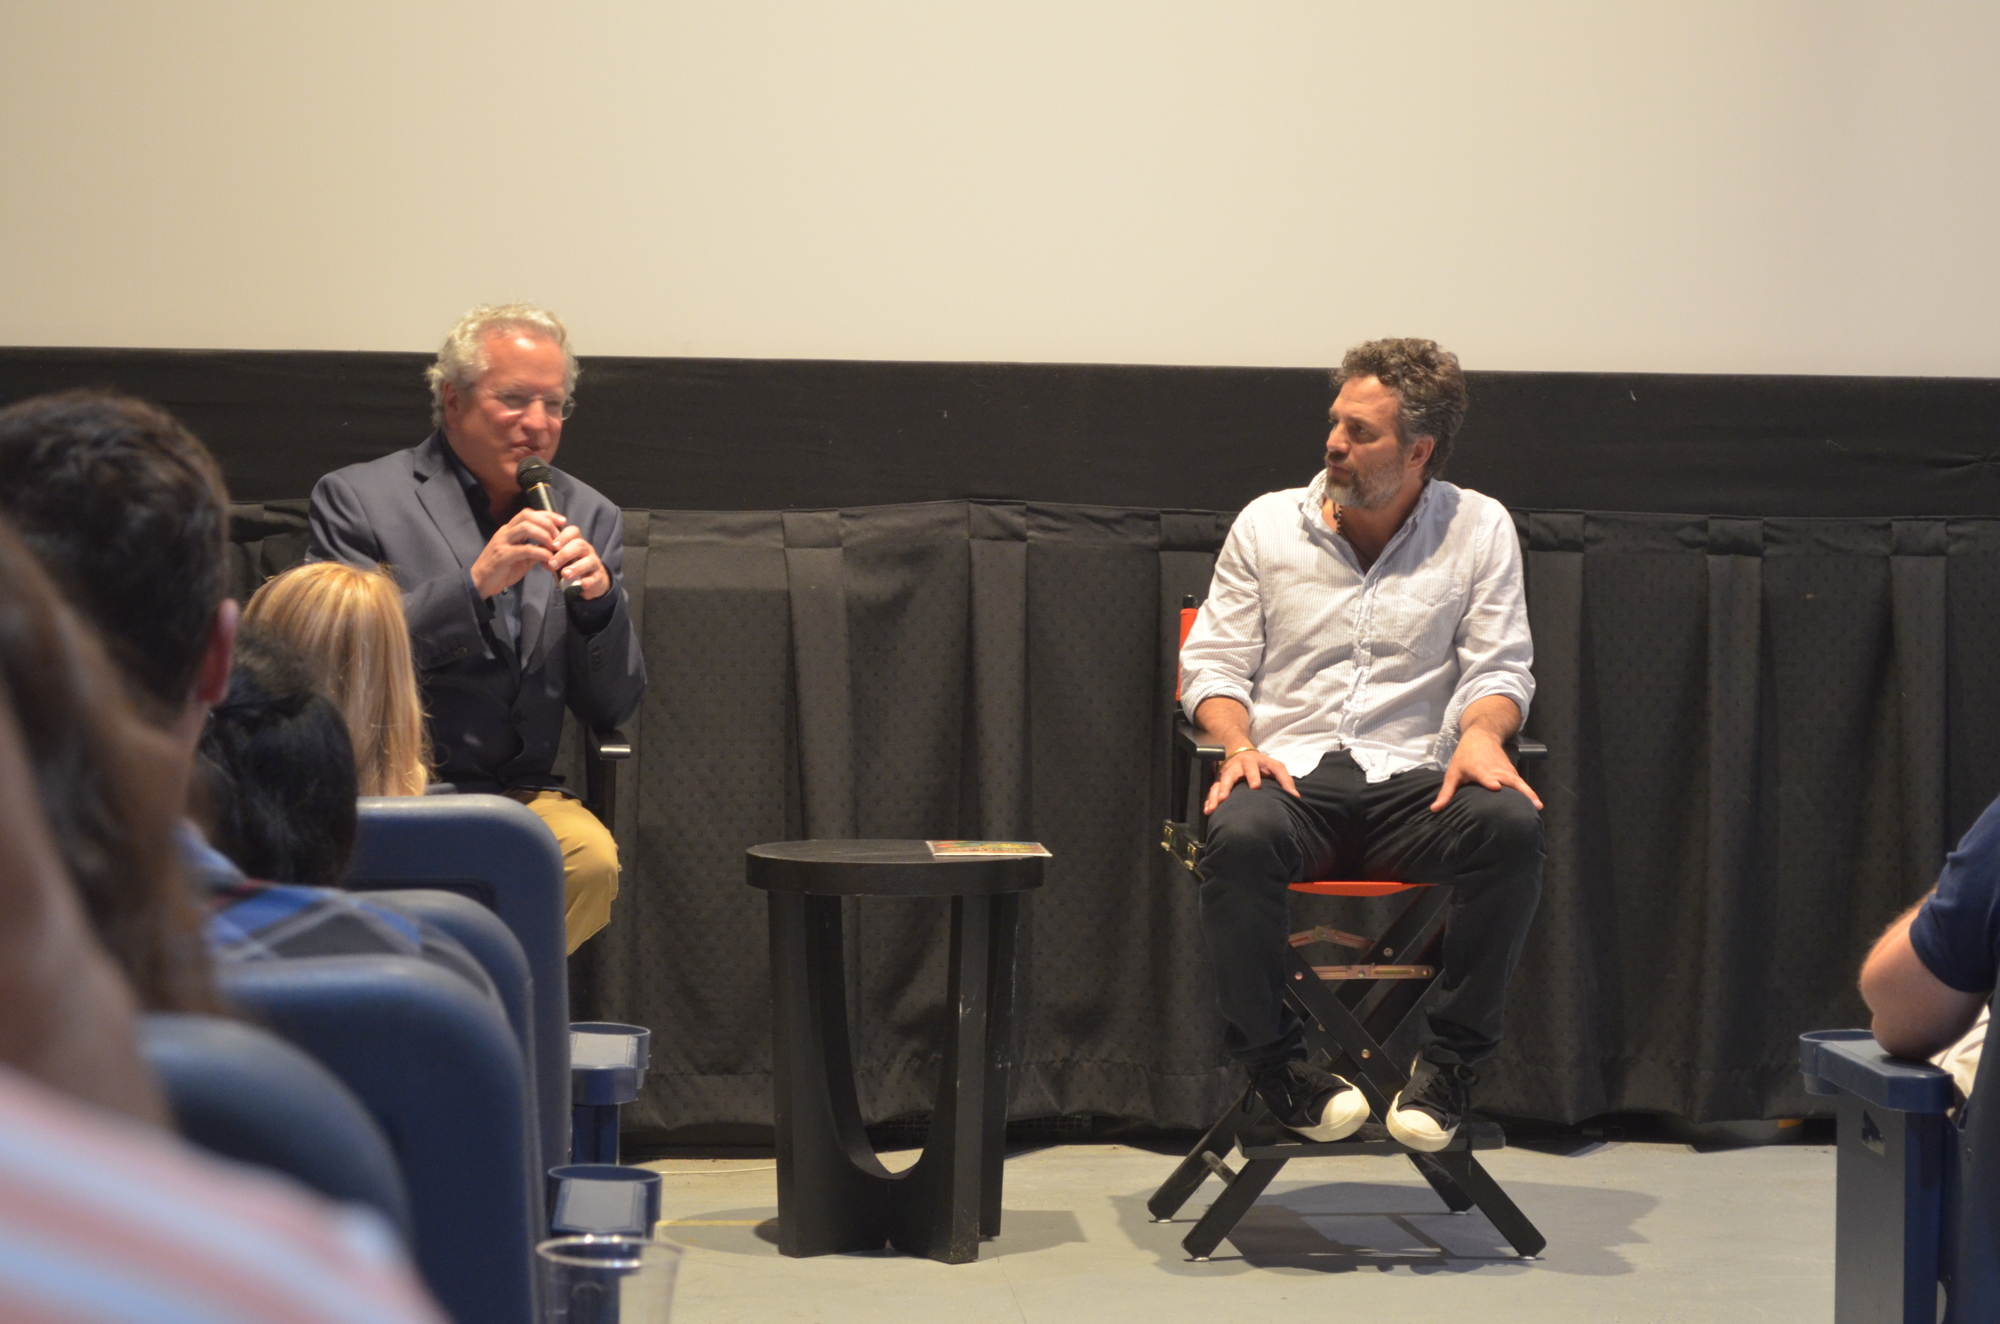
515, 458, 582, 604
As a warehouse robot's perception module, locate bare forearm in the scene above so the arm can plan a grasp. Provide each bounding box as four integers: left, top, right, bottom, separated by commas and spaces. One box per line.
1459, 694, 1523, 744
1193, 697, 1255, 752
1860, 901, 1987, 1059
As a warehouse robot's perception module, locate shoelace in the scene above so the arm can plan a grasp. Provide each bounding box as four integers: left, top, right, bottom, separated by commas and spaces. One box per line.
1410, 1063, 1474, 1113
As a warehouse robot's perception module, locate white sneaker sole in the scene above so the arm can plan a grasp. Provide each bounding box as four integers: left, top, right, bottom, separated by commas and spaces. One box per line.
1385, 1095, 1457, 1152
1286, 1086, 1371, 1143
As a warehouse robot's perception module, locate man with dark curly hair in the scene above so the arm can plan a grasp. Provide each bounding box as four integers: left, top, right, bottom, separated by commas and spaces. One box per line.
1179, 338, 1542, 1151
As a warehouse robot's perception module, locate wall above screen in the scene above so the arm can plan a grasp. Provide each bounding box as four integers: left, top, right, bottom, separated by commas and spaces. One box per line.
3, 2, 1999, 376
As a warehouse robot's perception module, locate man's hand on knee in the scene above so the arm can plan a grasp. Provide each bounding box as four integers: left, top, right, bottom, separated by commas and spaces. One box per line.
1205, 750, 1299, 814
1194, 697, 1299, 814
1432, 696, 1542, 813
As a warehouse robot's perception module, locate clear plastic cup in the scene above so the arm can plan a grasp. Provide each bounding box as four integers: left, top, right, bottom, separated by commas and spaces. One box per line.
536, 1235, 682, 1324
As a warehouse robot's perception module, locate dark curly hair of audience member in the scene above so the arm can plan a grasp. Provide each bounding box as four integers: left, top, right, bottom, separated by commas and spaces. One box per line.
0, 513, 217, 1013
0, 391, 230, 725
196, 626, 360, 888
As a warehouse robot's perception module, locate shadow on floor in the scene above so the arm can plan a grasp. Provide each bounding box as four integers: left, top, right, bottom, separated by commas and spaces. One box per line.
1117, 1175, 1658, 1278
663, 1206, 1087, 1260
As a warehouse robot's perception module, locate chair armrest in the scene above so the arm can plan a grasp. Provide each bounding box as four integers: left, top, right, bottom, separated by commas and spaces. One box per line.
586, 728, 632, 761
1174, 718, 1226, 761
1511, 738, 1547, 763
1799, 1029, 1955, 1113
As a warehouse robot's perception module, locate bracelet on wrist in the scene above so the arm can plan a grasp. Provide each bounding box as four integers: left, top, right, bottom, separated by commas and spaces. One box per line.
1225, 745, 1259, 758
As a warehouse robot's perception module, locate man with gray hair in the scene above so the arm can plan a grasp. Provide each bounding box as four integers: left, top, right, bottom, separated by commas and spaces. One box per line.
307, 304, 645, 952
1180, 337, 1542, 1152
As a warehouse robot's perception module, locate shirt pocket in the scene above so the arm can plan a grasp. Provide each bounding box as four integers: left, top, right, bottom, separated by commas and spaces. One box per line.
1371, 573, 1467, 663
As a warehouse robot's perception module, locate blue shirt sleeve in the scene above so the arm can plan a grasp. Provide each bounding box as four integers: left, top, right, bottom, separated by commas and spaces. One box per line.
1909, 795, 2000, 994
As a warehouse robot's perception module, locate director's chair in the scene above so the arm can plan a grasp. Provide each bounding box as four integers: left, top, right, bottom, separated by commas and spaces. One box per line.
1150, 596, 1548, 1262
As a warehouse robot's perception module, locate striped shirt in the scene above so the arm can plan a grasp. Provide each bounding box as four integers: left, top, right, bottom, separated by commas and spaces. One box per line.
0, 1063, 445, 1324
182, 825, 498, 1002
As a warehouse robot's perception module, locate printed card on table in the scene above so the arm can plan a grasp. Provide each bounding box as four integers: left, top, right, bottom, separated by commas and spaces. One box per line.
925, 840, 1052, 858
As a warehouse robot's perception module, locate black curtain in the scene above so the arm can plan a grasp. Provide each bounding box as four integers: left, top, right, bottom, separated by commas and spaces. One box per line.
233, 498, 1998, 1128
563, 502, 1244, 1132
1508, 513, 1999, 1122
17, 348, 2000, 518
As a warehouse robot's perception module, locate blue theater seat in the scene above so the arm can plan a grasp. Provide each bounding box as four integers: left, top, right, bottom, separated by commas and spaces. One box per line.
347, 794, 570, 1182
1951, 1008, 2000, 1321
222, 954, 536, 1324
366, 886, 539, 1112
1800, 1023, 2000, 1323
139, 1012, 411, 1239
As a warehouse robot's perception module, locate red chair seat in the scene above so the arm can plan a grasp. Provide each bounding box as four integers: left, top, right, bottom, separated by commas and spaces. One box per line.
1288, 880, 1427, 897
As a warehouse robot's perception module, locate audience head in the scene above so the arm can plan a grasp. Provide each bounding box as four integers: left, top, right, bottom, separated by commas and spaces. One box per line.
245, 562, 432, 797
0, 392, 236, 734
196, 625, 359, 889
1330, 339, 1469, 478
0, 510, 215, 1015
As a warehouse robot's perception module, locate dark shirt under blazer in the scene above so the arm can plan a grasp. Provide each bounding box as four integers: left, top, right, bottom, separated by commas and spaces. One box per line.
306, 431, 646, 794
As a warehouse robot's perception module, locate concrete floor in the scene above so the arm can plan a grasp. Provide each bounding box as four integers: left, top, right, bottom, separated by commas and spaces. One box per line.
642, 1136, 1836, 1323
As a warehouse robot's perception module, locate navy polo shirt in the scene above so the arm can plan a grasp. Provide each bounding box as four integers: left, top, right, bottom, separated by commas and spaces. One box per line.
1910, 794, 2000, 994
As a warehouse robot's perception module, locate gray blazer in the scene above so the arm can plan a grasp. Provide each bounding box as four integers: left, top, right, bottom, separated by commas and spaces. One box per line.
306, 432, 645, 793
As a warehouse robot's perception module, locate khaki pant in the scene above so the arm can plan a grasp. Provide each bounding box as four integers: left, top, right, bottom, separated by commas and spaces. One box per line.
509, 790, 619, 954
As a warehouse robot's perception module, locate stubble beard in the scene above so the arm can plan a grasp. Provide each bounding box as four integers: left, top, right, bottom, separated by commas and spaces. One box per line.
1324, 453, 1403, 512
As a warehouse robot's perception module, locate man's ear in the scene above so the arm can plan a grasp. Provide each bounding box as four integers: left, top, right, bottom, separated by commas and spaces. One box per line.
1407, 435, 1436, 473
440, 381, 464, 435
194, 599, 239, 708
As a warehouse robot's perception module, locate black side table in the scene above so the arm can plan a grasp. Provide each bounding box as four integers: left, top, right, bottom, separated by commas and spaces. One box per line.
747, 840, 1045, 1264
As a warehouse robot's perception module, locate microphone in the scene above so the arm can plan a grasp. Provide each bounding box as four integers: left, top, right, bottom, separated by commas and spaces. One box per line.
515, 458, 582, 604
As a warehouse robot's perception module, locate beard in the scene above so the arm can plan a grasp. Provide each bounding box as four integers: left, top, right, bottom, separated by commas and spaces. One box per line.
1325, 453, 1404, 511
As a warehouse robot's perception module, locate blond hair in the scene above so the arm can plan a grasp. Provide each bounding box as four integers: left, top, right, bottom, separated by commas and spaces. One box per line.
245, 562, 432, 796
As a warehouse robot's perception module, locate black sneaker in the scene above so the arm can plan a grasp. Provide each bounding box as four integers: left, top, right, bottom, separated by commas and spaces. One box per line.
1386, 1056, 1474, 1152
1252, 1058, 1369, 1143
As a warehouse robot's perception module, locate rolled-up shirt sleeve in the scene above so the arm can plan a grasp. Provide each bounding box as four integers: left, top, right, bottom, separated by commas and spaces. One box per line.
1180, 512, 1265, 722
1438, 506, 1535, 749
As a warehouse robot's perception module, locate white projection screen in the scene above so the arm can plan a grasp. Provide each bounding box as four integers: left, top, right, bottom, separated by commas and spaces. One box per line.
3, 1, 1998, 376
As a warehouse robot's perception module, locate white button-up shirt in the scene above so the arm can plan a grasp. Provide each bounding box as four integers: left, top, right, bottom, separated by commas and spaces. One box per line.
1180, 472, 1534, 782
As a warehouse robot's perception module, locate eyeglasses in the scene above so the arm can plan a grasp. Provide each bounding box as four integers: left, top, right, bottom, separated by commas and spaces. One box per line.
486, 389, 576, 421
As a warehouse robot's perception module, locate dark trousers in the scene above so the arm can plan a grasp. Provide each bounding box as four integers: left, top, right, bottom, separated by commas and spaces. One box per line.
1197, 750, 1544, 1072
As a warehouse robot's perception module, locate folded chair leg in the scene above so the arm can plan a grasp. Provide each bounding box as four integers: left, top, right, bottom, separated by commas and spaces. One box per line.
1425, 1151, 1546, 1258
1406, 1151, 1476, 1213
1182, 1157, 1286, 1261
1148, 1085, 1258, 1221
1285, 958, 1408, 1110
